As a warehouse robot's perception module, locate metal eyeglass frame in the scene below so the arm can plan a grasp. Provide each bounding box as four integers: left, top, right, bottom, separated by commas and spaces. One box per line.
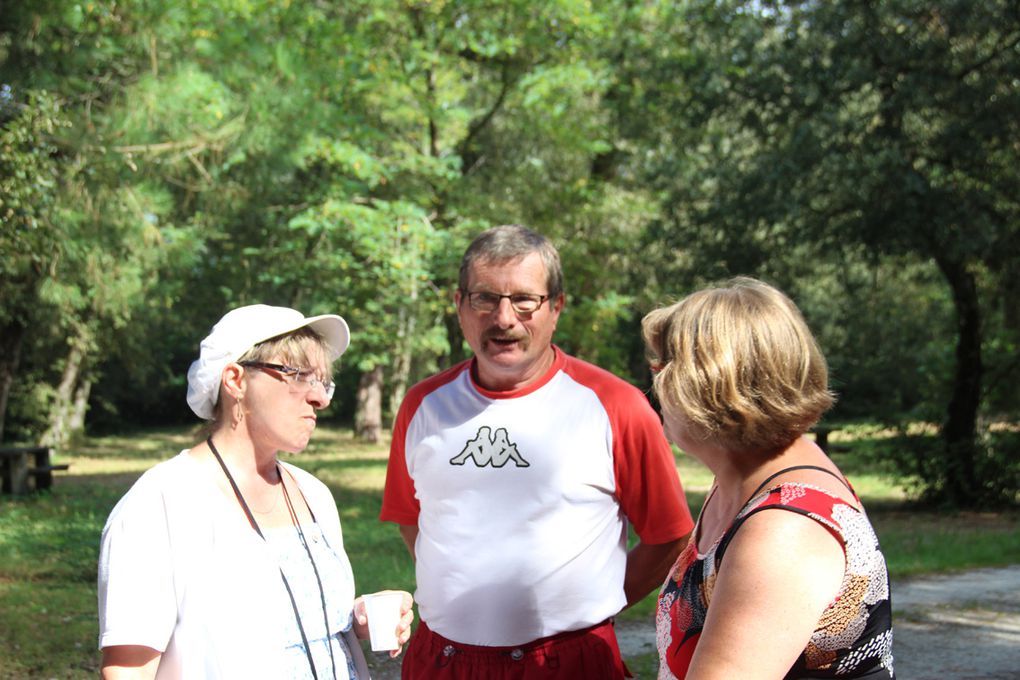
462, 290, 549, 314
238, 361, 335, 400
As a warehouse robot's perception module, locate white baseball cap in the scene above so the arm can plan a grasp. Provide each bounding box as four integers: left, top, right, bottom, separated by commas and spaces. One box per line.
186, 304, 350, 420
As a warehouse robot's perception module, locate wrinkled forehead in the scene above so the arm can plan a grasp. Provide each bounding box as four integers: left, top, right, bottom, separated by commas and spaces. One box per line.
467, 253, 548, 288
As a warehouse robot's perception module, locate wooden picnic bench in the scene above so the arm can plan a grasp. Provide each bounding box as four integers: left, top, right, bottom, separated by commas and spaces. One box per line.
0, 446, 70, 495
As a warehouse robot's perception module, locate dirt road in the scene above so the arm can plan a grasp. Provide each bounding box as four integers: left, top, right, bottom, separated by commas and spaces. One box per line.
887, 565, 1020, 679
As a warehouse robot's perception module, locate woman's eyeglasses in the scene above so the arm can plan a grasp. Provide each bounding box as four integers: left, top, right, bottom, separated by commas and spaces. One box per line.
238, 361, 335, 400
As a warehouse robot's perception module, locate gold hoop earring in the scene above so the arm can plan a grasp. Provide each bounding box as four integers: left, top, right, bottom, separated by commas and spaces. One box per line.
232, 398, 244, 429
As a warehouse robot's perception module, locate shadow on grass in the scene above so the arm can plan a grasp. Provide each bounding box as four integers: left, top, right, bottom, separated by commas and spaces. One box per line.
71, 426, 203, 460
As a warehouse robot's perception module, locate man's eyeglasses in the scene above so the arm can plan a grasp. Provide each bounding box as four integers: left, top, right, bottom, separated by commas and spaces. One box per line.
238, 361, 335, 400
462, 291, 549, 314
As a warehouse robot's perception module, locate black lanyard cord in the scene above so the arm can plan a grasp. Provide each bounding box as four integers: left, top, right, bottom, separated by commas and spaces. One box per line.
207, 437, 337, 680
282, 476, 338, 678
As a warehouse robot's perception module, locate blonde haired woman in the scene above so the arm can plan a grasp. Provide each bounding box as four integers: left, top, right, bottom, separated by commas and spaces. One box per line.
643, 278, 894, 679
99, 304, 413, 679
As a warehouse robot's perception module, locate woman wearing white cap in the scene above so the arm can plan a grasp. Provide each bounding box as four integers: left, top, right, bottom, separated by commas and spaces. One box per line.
98, 304, 413, 679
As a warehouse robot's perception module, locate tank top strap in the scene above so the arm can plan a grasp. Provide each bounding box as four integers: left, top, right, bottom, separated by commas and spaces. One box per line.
747, 464, 852, 501
715, 466, 855, 567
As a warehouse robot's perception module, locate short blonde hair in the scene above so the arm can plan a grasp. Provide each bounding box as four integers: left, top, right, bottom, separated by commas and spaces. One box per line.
642, 277, 834, 458
237, 326, 333, 377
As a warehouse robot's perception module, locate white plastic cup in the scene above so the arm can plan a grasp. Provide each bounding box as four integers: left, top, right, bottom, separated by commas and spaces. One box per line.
363, 591, 404, 652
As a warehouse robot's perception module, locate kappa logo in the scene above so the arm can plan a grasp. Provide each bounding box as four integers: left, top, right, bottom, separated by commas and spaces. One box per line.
450, 426, 530, 468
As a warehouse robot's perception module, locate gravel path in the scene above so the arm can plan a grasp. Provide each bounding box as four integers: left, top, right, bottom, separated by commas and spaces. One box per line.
363, 565, 1020, 679
885, 565, 1020, 679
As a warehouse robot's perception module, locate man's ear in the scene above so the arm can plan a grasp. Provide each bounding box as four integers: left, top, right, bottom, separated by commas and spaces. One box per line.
552, 292, 565, 314
454, 288, 466, 327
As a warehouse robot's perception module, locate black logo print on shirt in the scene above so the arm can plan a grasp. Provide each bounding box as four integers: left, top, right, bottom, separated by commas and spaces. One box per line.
449, 426, 531, 468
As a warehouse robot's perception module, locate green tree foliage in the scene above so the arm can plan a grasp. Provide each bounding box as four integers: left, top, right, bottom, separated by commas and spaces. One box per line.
626, 0, 1020, 507
0, 89, 68, 441
1, 2, 207, 442
2, 1, 1016, 506
4, 0, 651, 436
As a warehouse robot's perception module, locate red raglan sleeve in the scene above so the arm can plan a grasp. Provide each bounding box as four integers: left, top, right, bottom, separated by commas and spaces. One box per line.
562, 354, 694, 545
380, 363, 468, 525
608, 383, 695, 545
379, 390, 421, 525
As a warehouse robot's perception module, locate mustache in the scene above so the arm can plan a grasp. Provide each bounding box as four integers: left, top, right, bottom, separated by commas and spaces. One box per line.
483, 330, 527, 343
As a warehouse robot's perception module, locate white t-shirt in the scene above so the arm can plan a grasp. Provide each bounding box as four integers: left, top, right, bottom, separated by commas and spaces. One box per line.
98, 451, 365, 679
381, 348, 693, 646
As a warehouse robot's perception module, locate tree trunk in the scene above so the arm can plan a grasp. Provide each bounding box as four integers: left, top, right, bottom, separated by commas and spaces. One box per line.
935, 255, 982, 507
1005, 267, 1020, 334
41, 335, 89, 449
69, 379, 92, 438
355, 365, 384, 443
0, 320, 26, 443
388, 289, 418, 427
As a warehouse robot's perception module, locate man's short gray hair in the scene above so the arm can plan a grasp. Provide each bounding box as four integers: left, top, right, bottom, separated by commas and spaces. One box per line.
458, 224, 564, 299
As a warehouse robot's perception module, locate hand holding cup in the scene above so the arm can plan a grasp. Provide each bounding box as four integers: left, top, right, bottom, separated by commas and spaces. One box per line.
355, 590, 414, 658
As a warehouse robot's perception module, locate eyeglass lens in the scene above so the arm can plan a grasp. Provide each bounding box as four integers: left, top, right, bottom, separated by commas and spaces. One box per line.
467, 292, 546, 313
290, 370, 334, 399
242, 362, 334, 399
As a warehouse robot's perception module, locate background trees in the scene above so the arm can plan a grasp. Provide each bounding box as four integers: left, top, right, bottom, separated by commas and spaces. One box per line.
621, 0, 1020, 506
2, 0, 1017, 507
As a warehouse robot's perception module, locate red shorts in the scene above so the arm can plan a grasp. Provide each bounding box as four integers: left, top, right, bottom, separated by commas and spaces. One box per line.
400, 619, 631, 680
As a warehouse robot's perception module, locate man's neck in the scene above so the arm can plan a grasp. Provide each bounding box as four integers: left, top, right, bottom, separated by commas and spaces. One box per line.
474, 345, 557, 392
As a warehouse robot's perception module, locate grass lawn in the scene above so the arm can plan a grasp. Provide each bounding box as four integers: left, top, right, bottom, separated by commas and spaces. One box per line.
1, 424, 1018, 678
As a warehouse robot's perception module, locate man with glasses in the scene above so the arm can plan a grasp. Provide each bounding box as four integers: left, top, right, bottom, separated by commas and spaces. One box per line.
381, 225, 695, 679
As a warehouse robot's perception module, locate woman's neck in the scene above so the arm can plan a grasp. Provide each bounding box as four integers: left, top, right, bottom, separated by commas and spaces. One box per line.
711, 435, 830, 506
208, 427, 279, 482
695, 437, 807, 541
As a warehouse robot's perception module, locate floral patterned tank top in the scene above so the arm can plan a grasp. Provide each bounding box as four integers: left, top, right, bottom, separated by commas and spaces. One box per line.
656, 465, 895, 679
